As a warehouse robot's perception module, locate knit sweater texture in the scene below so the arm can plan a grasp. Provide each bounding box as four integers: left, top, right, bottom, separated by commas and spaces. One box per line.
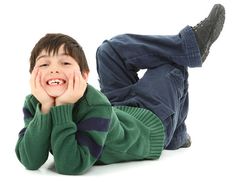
15, 84, 165, 175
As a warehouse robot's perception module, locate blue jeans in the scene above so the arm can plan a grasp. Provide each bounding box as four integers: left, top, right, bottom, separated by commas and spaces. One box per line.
96, 26, 202, 149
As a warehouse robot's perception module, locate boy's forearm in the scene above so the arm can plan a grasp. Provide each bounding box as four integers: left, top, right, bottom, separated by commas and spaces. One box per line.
50, 105, 92, 174
51, 122, 95, 174
50, 105, 108, 175
16, 105, 52, 170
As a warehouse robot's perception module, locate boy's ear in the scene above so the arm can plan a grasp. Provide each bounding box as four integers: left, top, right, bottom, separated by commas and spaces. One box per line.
82, 71, 89, 82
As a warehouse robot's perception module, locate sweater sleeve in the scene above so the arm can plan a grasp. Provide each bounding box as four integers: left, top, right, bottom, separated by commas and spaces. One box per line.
50, 104, 110, 175
15, 96, 52, 170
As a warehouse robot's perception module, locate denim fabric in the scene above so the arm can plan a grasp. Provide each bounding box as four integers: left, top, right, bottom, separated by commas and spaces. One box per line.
96, 26, 201, 149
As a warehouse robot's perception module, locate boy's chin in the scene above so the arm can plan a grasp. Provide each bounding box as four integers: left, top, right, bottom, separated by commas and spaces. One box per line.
47, 91, 64, 98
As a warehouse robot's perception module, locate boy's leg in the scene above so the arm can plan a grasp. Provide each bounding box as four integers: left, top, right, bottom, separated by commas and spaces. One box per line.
163, 75, 191, 149
96, 26, 196, 148
96, 4, 225, 149
96, 24, 201, 104
134, 64, 190, 148
96, 40, 140, 107
101, 26, 202, 69
96, 25, 198, 105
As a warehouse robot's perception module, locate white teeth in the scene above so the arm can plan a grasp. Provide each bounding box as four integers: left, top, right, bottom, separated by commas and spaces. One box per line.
47, 79, 65, 85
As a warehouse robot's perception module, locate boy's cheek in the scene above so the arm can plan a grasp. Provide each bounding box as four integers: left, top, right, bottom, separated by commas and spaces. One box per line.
40, 76, 45, 86
40, 76, 48, 89
41, 82, 47, 90
73, 67, 81, 74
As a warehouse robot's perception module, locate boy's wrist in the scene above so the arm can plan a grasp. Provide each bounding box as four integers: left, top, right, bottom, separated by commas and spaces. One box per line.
55, 100, 67, 106
50, 104, 74, 125
41, 102, 54, 114
55, 100, 65, 106
55, 98, 80, 106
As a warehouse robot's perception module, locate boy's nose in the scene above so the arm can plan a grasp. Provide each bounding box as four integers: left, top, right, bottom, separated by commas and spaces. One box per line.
50, 70, 59, 74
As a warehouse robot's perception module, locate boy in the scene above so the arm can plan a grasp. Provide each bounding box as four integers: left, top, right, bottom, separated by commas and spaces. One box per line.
15, 4, 225, 175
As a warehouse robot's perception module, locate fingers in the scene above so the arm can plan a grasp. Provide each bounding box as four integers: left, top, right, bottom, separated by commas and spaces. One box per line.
35, 70, 41, 89
35, 68, 43, 90
30, 67, 45, 94
74, 70, 80, 90
68, 69, 83, 91
55, 69, 87, 105
30, 67, 39, 90
67, 71, 74, 91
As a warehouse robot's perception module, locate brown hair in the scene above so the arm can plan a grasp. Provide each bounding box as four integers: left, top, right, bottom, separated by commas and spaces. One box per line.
29, 33, 89, 73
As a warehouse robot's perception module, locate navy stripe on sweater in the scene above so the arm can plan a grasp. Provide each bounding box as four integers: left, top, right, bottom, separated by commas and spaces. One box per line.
76, 131, 103, 159
76, 118, 110, 158
78, 118, 110, 131
23, 107, 33, 120
18, 127, 27, 137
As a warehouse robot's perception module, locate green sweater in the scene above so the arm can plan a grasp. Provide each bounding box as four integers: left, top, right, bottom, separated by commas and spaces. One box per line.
15, 84, 165, 175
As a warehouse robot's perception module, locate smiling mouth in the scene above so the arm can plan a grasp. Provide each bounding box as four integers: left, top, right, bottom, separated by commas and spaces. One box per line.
47, 79, 66, 86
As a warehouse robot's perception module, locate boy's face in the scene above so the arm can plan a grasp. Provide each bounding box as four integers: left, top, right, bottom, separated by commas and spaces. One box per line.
34, 45, 88, 98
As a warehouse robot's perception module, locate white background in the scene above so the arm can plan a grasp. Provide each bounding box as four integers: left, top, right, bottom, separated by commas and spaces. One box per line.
0, 0, 234, 181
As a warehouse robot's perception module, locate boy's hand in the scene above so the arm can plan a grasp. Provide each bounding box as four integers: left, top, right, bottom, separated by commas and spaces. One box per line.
55, 69, 87, 106
30, 67, 55, 114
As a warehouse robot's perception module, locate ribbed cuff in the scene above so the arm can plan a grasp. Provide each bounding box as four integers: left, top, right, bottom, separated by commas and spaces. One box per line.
29, 95, 39, 106
50, 104, 74, 125
141, 114, 165, 159
114, 106, 165, 159
29, 103, 52, 130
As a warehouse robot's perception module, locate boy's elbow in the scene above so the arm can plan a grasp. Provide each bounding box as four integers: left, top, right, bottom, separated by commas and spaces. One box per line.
16, 142, 48, 171
25, 163, 41, 171
20, 159, 42, 171
55, 162, 91, 175
18, 154, 45, 171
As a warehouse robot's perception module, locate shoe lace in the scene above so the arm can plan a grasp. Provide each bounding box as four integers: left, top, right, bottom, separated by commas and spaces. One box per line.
193, 17, 208, 31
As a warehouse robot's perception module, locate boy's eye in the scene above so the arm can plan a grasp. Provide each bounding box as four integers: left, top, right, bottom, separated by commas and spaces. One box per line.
63, 62, 71, 65
39, 64, 49, 67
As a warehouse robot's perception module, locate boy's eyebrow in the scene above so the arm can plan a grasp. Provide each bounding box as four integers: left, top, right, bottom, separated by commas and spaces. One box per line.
36, 53, 68, 61
36, 55, 49, 61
